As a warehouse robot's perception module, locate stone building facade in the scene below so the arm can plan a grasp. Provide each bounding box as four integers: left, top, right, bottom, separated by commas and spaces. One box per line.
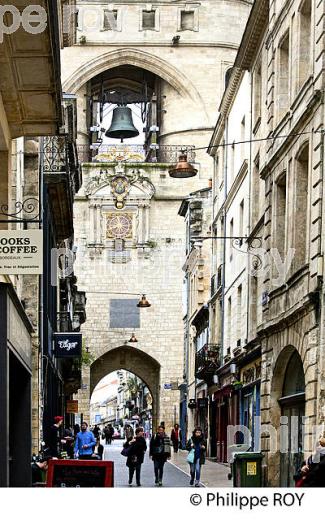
61, 0, 252, 430
202, 0, 325, 486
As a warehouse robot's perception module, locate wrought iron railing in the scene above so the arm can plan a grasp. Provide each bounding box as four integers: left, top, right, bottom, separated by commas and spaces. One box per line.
195, 343, 221, 379
76, 144, 196, 164
57, 311, 72, 333
42, 135, 81, 195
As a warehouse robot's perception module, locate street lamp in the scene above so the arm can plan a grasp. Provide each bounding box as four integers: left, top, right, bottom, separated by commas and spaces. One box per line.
82, 291, 152, 308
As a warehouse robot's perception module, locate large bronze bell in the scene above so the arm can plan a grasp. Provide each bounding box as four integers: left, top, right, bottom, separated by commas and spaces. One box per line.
105, 105, 139, 142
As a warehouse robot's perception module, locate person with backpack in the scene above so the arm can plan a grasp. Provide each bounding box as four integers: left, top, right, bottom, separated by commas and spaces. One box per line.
186, 426, 206, 487
149, 424, 171, 486
122, 427, 147, 486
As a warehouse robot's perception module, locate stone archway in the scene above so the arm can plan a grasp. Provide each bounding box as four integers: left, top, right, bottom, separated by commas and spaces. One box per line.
90, 344, 160, 431
62, 48, 208, 119
268, 345, 306, 486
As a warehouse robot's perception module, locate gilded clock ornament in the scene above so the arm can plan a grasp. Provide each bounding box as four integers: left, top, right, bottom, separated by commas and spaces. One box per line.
110, 175, 130, 209
106, 212, 133, 239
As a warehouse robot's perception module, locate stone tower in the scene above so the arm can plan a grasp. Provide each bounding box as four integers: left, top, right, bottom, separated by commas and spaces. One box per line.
60, 0, 252, 430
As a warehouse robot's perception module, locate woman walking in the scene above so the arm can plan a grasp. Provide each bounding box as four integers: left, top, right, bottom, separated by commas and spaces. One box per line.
123, 427, 147, 487
186, 427, 206, 487
171, 423, 181, 453
149, 424, 171, 486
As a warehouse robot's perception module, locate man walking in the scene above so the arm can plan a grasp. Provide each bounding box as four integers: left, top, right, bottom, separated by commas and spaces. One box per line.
74, 421, 96, 459
149, 424, 171, 486
48, 416, 63, 457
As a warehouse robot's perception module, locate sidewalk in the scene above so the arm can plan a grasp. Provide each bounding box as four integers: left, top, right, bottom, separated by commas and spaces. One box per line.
169, 449, 232, 487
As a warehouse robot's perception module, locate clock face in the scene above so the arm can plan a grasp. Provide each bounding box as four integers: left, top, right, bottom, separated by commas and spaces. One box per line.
106, 213, 132, 239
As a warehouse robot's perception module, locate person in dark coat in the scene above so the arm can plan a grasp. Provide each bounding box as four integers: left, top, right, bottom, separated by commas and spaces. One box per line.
299, 437, 325, 487
149, 425, 171, 486
124, 427, 147, 486
186, 426, 206, 487
48, 416, 63, 457
171, 423, 181, 453
103, 426, 111, 445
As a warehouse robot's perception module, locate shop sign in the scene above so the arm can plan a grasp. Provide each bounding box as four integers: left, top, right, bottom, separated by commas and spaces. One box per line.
240, 360, 262, 385
66, 400, 78, 413
0, 230, 43, 274
54, 333, 82, 358
46, 460, 114, 487
197, 397, 208, 408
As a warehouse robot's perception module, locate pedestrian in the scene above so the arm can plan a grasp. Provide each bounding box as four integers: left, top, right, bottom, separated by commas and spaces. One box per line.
48, 416, 64, 457
109, 424, 115, 442
296, 437, 325, 487
186, 426, 206, 487
149, 424, 171, 486
62, 426, 75, 459
74, 421, 96, 459
93, 424, 100, 440
171, 423, 181, 453
31, 455, 51, 486
123, 427, 147, 487
104, 425, 112, 445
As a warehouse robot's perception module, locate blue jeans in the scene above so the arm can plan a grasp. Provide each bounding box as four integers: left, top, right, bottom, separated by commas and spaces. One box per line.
190, 459, 201, 482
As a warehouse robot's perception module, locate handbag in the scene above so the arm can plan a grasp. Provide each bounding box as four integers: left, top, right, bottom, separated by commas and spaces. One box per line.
187, 449, 195, 464
121, 446, 131, 457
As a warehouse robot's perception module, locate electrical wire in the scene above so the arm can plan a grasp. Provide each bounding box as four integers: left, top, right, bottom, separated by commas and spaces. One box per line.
9, 129, 324, 157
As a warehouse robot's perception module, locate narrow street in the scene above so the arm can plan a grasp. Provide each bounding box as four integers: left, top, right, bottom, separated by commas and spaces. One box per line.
102, 440, 200, 487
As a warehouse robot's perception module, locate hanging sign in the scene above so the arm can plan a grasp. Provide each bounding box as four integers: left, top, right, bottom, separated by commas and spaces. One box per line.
66, 400, 79, 413
54, 333, 82, 358
0, 230, 43, 274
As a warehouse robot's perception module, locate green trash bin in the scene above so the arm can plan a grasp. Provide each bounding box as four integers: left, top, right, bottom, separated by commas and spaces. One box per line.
233, 452, 263, 487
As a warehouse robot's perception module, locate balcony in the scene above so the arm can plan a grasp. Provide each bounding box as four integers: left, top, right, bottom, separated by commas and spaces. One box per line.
77, 144, 196, 164
195, 343, 221, 382
57, 311, 72, 333
43, 135, 81, 240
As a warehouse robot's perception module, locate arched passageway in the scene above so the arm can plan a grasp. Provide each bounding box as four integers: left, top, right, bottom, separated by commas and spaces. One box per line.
90, 345, 161, 431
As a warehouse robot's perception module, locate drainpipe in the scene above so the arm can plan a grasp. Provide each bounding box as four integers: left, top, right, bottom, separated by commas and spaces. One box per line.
38, 137, 44, 446
220, 119, 229, 363
246, 72, 253, 346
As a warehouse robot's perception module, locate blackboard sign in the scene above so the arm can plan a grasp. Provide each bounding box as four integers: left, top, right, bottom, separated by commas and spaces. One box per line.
53, 333, 82, 358
47, 460, 114, 487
